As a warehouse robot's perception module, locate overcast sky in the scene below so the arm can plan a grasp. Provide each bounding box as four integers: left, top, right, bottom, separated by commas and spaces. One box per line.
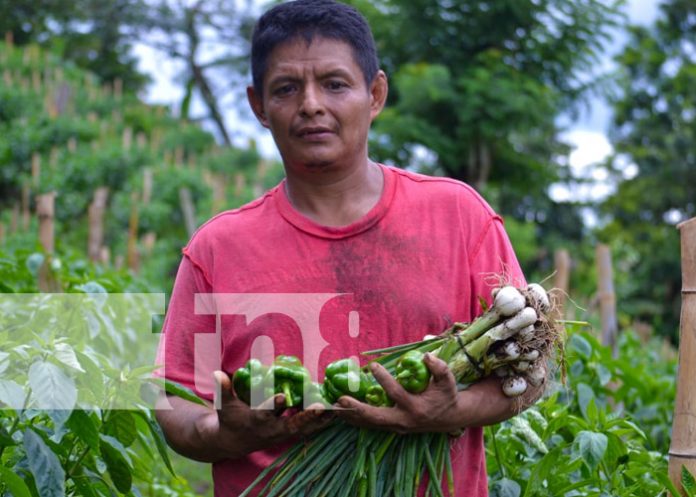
133, 0, 663, 205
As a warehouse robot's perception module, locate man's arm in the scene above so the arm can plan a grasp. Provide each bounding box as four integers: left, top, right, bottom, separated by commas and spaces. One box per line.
154, 371, 333, 463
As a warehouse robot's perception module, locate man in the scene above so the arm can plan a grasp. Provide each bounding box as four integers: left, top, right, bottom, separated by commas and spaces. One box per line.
155, 0, 538, 495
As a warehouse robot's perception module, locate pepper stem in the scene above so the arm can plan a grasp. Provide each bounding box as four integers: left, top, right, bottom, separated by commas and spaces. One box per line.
282, 382, 294, 407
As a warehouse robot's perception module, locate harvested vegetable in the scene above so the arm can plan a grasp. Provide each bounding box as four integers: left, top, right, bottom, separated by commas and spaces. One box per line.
237, 282, 565, 497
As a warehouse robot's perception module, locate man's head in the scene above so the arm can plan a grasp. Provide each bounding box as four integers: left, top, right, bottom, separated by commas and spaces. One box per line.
250, 0, 379, 98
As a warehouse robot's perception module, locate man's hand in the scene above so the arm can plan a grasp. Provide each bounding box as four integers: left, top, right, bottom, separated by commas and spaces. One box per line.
334, 353, 542, 433
155, 371, 333, 463
210, 370, 333, 459
334, 353, 463, 433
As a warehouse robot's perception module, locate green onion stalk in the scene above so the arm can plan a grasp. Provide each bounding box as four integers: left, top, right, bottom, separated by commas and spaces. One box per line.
237, 283, 564, 497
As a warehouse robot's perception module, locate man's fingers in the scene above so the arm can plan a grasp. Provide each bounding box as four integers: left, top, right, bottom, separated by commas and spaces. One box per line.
255, 393, 286, 417
214, 370, 235, 404
336, 396, 393, 428
423, 353, 453, 384
369, 362, 410, 405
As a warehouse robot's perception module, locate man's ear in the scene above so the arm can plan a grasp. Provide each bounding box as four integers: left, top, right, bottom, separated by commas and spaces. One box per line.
369, 70, 388, 121
247, 85, 269, 128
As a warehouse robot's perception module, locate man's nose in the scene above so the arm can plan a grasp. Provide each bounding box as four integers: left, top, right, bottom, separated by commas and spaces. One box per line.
299, 84, 325, 116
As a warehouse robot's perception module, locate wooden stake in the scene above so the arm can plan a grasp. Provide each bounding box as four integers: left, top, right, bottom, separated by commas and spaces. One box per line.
32, 70, 41, 91
211, 174, 227, 214
10, 204, 19, 233
49, 147, 58, 169
142, 168, 153, 205
596, 243, 618, 353
0, 222, 5, 245
669, 217, 696, 493
126, 192, 140, 273
122, 127, 133, 151
141, 232, 157, 256
234, 173, 246, 197
21, 185, 31, 231
36, 192, 56, 254
4, 31, 13, 48
179, 187, 197, 238
553, 249, 571, 320
87, 188, 109, 262
113, 78, 123, 99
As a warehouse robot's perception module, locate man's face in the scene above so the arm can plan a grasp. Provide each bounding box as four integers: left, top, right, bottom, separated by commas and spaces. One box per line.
248, 36, 387, 173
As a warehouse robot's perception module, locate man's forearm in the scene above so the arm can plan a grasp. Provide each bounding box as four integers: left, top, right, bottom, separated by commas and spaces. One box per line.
154, 395, 248, 463
454, 376, 543, 429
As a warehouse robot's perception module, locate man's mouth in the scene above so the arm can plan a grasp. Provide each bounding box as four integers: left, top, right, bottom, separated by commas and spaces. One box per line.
297, 127, 334, 139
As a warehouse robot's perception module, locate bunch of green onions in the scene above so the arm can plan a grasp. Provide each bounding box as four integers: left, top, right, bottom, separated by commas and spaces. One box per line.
238, 283, 563, 497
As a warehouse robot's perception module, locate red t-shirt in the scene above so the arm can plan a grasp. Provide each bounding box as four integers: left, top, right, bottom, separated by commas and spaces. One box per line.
155, 164, 524, 496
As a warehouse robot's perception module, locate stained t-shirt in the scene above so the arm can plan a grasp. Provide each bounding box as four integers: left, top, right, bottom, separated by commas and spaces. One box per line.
155, 164, 524, 496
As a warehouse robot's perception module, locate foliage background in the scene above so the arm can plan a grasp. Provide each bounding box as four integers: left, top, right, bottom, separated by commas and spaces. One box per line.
0, 0, 694, 495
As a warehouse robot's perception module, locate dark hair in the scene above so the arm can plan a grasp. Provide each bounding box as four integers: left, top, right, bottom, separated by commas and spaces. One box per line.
250, 0, 379, 96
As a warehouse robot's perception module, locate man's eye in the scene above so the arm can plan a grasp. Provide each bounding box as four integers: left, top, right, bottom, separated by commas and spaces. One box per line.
327, 81, 347, 91
274, 84, 296, 96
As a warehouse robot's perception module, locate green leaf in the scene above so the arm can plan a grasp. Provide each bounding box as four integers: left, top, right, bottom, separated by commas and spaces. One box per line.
104, 410, 137, 447
576, 382, 597, 421
568, 334, 592, 359
66, 410, 101, 453
133, 410, 176, 476
23, 428, 65, 497
682, 466, 696, 497
164, 379, 207, 406
0, 379, 27, 409
0, 466, 33, 497
491, 477, 521, 497
99, 434, 133, 494
54, 342, 85, 372
28, 360, 77, 410
572, 430, 608, 469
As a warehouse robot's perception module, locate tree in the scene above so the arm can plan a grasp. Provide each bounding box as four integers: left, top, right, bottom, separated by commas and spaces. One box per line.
0, 0, 150, 93
138, 0, 258, 146
599, 0, 696, 336
346, 0, 622, 226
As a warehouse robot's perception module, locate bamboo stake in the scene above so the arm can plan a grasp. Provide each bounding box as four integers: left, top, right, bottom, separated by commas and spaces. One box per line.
36, 192, 56, 254
10, 204, 18, 234
49, 147, 58, 169
21, 185, 30, 231
179, 187, 197, 238
596, 243, 618, 354
87, 188, 109, 262
36, 192, 60, 292
113, 78, 123, 100
126, 192, 140, 273
234, 173, 246, 197
0, 222, 5, 245
122, 127, 133, 151
553, 249, 571, 320
211, 174, 227, 214
3, 31, 12, 48
669, 217, 696, 493
142, 168, 153, 205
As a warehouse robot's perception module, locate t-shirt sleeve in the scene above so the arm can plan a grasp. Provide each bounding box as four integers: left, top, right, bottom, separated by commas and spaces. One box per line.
153, 253, 217, 401
467, 215, 526, 317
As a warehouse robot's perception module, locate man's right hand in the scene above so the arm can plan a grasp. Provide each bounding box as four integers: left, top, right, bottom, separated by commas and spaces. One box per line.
209, 370, 333, 459
154, 371, 333, 463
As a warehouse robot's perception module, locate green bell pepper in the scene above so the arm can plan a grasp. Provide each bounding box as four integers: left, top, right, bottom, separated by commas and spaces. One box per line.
232, 359, 268, 405
265, 355, 311, 408
395, 350, 431, 393
365, 383, 394, 407
322, 358, 370, 403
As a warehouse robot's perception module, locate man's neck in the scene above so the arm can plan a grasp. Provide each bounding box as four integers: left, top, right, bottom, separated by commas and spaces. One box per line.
283, 160, 384, 227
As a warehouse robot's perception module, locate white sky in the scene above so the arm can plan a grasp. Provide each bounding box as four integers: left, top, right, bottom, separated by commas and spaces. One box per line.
133, 0, 663, 205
